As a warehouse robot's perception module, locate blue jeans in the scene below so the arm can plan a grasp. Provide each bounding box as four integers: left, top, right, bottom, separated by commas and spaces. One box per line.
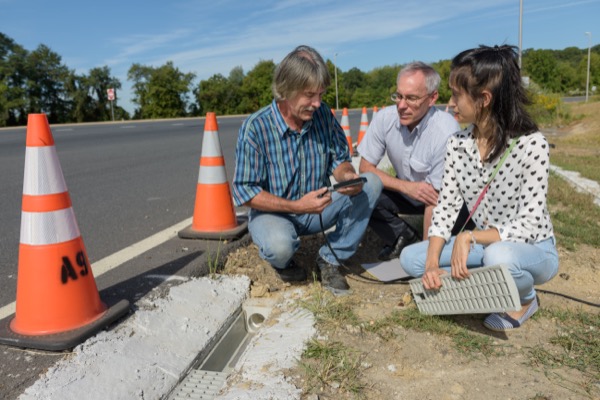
400, 236, 559, 303
248, 172, 382, 268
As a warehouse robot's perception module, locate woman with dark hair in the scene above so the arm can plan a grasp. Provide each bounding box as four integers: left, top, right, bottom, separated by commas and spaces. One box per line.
400, 45, 559, 331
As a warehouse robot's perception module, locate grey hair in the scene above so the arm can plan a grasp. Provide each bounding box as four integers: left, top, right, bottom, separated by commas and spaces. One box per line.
272, 45, 331, 100
397, 61, 441, 93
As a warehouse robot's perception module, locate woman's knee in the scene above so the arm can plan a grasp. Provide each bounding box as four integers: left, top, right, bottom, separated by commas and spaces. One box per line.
482, 242, 518, 267
400, 242, 426, 277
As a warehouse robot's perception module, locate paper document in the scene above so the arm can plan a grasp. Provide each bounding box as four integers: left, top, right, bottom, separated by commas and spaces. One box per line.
361, 260, 411, 282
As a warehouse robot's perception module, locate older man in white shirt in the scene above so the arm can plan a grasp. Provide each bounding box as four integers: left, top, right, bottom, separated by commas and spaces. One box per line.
358, 61, 472, 261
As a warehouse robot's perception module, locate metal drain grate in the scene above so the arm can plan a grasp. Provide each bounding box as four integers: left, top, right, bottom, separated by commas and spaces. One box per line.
168, 370, 228, 400
409, 264, 521, 315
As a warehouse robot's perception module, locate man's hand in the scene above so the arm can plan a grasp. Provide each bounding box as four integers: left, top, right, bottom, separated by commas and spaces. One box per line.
406, 181, 438, 206
297, 187, 332, 214
335, 173, 364, 196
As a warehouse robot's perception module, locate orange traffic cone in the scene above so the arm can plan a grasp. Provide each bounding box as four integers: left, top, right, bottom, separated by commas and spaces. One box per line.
341, 108, 354, 157
357, 107, 369, 146
331, 108, 336, 117
372, 106, 379, 120
0, 114, 129, 351
179, 112, 248, 240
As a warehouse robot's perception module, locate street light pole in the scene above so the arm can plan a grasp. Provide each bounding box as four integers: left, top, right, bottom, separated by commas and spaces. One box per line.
334, 53, 339, 110
586, 32, 592, 102
519, 0, 523, 69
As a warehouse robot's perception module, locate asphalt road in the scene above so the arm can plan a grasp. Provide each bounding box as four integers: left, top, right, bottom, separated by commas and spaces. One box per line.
1, 117, 218, 307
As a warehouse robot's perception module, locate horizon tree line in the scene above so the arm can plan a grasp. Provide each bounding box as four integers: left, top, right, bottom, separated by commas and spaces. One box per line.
1, 32, 599, 127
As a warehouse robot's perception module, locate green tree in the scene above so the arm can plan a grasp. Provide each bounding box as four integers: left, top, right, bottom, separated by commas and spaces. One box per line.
365, 65, 399, 107
556, 46, 584, 68
323, 59, 338, 109
580, 52, 600, 95
238, 60, 275, 113
66, 66, 124, 122
88, 66, 122, 120
128, 62, 195, 119
25, 44, 72, 123
0, 33, 28, 126
65, 72, 94, 122
128, 63, 152, 119
523, 49, 560, 92
432, 59, 452, 103
195, 73, 230, 115
342, 67, 366, 108
554, 61, 578, 94
350, 87, 374, 108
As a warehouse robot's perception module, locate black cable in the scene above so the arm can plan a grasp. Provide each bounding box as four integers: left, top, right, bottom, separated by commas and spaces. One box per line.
318, 213, 408, 285
318, 214, 600, 306
536, 288, 600, 308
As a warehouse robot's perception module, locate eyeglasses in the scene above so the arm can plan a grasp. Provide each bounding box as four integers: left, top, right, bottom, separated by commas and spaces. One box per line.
390, 92, 431, 106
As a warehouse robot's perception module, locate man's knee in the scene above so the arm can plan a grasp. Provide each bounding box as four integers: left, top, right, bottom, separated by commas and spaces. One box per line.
252, 234, 296, 268
266, 238, 295, 265
361, 172, 383, 204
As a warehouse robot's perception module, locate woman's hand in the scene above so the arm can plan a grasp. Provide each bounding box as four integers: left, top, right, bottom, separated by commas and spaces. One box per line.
422, 259, 446, 290
422, 268, 446, 290
451, 231, 472, 280
422, 237, 446, 289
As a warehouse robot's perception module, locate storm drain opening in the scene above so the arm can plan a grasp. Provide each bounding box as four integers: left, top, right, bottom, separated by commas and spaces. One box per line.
166, 298, 274, 400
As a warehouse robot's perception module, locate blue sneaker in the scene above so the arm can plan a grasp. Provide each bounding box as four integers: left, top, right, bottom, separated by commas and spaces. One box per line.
483, 296, 539, 331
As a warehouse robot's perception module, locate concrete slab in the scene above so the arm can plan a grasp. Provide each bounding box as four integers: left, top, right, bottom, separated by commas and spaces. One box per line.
19, 276, 250, 400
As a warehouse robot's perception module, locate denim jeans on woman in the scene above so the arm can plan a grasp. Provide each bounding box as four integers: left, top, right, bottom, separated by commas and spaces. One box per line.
400, 236, 559, 304
248, 172, 382, 269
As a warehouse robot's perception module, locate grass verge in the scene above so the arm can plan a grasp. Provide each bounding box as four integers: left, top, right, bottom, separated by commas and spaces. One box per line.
527, 307, 600, 397
548, 173, 600, 250
299, 339, 366, 396
362, 307, 504, 359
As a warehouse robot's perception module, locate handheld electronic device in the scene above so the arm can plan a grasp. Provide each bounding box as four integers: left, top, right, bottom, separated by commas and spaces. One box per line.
327, 177, 367, 192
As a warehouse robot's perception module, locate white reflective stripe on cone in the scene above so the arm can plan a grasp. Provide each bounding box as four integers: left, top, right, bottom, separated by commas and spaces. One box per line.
198, 165, 228, 185
201, 131, 223, 157
23, 147, 68, 195
20, 208, 81, 245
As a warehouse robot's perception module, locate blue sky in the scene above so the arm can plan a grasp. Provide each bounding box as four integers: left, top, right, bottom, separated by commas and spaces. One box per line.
1, 0, 598, 114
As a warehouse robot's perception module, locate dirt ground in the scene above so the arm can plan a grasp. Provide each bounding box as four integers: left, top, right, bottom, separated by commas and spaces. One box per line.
223, 231, 599, 400
222, 116, 600, 400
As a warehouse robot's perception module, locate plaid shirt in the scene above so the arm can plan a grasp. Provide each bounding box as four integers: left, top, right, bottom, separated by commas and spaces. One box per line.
232, 100, 350, 207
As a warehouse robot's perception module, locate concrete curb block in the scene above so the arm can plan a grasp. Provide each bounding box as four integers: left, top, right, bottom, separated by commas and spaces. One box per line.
550, 165, 600, 206
19, 276, 251, 400
217, 289, 316, 399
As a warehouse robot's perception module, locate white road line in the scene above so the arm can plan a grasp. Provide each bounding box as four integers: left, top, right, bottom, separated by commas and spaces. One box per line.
0, 217, 193, 320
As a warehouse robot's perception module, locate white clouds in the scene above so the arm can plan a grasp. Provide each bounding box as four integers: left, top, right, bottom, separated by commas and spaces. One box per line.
105, 29, 193, 67
94, 0, 519, 113
104, 0, 514, 81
